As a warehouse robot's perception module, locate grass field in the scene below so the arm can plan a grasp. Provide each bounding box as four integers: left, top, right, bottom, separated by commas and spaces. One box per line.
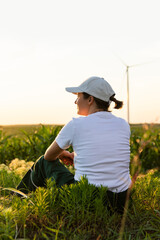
0, 124, 160, 239
1, 123, 160, 135
0, 124, 62, 136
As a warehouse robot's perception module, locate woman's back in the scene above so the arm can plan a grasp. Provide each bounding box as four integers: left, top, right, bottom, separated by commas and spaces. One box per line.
56, 111, 131, 192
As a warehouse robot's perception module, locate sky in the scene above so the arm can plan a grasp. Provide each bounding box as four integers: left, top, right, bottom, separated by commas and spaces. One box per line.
0, 0, 160, 125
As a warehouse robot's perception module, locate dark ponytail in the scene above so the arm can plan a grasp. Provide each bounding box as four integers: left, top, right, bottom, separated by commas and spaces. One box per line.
110, 95, 123, 109
82, 92, 123, 111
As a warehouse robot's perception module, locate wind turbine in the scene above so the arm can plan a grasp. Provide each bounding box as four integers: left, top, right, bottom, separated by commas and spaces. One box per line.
116, 56, 157, 124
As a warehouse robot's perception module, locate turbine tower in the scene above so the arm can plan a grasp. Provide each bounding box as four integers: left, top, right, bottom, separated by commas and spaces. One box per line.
116, 56, 155, 124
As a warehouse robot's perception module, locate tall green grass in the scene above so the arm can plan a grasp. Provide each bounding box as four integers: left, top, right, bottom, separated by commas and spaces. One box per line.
0, 125, 63, 163
0, 124, 160, 172
130, 124, 160, 172
0, 169, 160, 239
0, 124, 160, 239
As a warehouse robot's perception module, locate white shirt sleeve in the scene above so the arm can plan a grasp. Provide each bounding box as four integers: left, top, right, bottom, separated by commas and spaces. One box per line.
55, 119, 74, 149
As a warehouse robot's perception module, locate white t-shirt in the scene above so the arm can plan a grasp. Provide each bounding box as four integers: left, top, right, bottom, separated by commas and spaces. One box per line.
55, 112, 131, 192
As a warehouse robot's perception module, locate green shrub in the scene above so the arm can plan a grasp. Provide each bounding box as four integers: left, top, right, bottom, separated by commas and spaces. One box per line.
0, 124, 160, 172
0, 125, 63, 163
0, 170, 160, 239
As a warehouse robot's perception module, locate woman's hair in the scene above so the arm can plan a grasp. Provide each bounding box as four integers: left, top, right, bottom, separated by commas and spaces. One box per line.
110, 95, 123, 109
82, 92, 123, 111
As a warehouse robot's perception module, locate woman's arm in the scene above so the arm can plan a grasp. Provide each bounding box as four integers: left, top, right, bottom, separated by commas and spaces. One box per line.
44, 141, 63, 161
44, 141, 74, 165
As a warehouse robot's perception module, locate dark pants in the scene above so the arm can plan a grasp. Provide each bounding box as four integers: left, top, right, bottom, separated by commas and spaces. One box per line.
17, 155, 129, 213
17, 155, 76, 194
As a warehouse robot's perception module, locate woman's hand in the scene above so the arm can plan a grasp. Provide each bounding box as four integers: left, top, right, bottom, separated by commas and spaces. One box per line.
59, 151, 74, 166
44, 141, 74, 166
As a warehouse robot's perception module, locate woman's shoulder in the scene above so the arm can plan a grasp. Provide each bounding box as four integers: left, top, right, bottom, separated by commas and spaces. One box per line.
114, 116, 129, 125
114, 116, 130, 133
70, 116, 87, 127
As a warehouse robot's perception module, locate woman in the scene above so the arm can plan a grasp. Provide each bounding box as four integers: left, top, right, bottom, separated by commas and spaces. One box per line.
17, 76, 131, 212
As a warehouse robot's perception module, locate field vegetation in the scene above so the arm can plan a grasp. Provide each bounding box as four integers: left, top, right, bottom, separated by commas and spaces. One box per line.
0, 124, 160, 239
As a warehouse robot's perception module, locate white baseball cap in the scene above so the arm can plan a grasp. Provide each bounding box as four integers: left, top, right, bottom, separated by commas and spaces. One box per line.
65, 76, 115, 102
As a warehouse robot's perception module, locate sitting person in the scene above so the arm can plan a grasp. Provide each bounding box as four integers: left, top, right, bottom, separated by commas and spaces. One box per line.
17, 76, 131, 213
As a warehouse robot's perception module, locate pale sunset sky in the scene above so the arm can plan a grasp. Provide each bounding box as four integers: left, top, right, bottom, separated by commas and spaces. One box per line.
0, 0, 160, 125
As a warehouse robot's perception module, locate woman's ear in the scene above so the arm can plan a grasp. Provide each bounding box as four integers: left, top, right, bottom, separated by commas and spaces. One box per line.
88, 96, 94, 105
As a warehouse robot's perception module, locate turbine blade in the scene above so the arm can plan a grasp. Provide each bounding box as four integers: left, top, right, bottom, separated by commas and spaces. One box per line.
130, 59, 160, 68
112, 52, 128, 67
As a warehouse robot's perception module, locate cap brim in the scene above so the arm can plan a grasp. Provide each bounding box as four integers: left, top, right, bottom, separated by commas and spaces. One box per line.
65, 87, 82, 94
